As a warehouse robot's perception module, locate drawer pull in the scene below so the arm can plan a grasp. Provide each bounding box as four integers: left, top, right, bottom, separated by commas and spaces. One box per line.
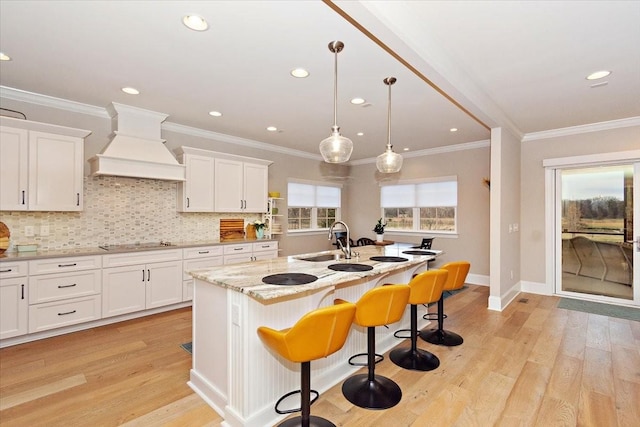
58, 310, 76, 316
261, 245, 270, 248
0, 268, 12, 273
198, 251, 210, 254
58, 263, 77, 268
233, 247, 243, 251
58, 283, 77, 289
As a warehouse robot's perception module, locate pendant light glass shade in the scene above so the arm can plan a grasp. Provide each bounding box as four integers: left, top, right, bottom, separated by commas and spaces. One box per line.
320, 41, 353, 163
376, 77, 403, 173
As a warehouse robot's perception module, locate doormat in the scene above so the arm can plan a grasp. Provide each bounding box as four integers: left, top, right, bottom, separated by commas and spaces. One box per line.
180, 342, 192, 354
557, 298, 639, 322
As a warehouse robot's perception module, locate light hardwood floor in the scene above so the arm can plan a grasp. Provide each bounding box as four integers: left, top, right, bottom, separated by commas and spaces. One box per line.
1, 285, 638, 426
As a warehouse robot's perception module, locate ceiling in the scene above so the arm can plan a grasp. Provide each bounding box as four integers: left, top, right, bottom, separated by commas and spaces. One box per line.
1, 1, 638, 162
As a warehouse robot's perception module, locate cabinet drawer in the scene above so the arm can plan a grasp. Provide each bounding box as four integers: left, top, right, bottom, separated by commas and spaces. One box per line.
102, 249, 182, 268
223, 253, 253, 265
223, 243, 252, 255
29, 270, 101, 304
183, 257, 223, 280
29, 255, 102, 275
253, 241, 278, 252
28, 295, 101, 333
0, 261, 28, 278
183, 246, 223, 259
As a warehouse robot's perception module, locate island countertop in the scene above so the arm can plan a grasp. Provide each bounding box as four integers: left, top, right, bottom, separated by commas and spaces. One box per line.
189, 242, 438, 302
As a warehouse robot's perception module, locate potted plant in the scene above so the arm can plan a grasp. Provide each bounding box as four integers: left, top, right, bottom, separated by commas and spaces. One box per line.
253, 220, 266, 239
373, 218, 386, 242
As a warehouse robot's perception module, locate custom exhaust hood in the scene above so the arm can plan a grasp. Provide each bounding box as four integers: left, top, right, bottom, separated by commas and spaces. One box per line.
89, 103, 186, 181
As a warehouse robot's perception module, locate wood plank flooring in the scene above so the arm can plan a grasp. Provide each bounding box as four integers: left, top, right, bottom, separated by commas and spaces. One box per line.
1, 285, 638, 426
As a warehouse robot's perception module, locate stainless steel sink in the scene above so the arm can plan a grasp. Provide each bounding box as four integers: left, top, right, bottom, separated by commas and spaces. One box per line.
297, 254, 337, 262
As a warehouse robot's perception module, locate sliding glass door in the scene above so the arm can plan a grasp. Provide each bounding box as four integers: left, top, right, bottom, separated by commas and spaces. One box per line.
557, 162, 639, 305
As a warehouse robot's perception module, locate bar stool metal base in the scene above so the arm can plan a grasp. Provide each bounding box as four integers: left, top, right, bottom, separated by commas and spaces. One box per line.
278, 415, 336, 427
419, 328, 463, 346
341, 374, 402, 410
389, 347, 440, 371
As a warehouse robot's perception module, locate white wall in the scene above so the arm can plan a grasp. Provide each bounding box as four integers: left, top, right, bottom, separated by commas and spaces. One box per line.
347, 145, 491, 277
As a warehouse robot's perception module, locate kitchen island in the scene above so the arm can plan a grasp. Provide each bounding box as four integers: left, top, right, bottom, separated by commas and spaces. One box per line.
188, 243, 438, 427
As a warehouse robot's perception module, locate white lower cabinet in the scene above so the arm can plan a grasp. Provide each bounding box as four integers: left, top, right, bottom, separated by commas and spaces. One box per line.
0, 261, 28, 339
253, 241, 278, 260
223, 241, 279, 265
102, 250, 182, 318
183, 246, 223, 302
27, 255, 102, 333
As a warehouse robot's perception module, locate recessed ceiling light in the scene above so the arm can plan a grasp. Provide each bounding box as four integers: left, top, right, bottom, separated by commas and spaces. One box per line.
357, 132, 364, 136
208, 111, 222, 117
121, 87, 140, 95
586, 70, 611, 80
183, 15, 208, 31
403, 148, 410, 151
450, 128, 458, 132
266, 126, 278, 132
0, 52, 11, 61
290, 68, 309, 78
350, 97, 366, 105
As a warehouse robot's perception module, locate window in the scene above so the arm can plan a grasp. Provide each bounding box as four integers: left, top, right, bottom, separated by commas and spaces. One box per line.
381, 177, 457, 233
288, 182, 341, 231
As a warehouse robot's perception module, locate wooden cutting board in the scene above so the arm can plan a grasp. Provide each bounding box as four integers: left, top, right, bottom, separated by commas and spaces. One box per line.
220, 219, 245, 241
0, 222, 9, 253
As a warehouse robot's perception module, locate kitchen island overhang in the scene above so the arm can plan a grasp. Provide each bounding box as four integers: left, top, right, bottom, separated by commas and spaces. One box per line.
188, 243, 438, 427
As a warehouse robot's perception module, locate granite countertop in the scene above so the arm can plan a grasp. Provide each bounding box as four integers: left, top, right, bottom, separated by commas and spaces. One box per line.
189, 243, 440, 302
0, 238, 277, 261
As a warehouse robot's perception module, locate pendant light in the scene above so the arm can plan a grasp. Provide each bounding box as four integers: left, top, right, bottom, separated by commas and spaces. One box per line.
376, 77, 403, 173
319, 41, 353, 163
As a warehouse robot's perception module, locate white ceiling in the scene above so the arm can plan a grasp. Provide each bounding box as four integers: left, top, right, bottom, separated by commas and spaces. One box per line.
1, 1, 638, 162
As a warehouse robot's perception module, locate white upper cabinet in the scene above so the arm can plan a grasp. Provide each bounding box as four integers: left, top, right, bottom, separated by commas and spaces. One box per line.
0, 126, 29, 211
215, 158, 269, 213
176, 146, 271, 213
0, 117, 91, 212
176, 148, 215, 212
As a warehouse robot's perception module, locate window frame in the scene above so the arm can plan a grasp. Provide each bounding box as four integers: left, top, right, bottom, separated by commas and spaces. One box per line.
287, 180, 342, 234
380, 176, 458, 236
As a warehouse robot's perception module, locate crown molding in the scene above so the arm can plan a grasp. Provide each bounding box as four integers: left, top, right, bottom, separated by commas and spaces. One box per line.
161, 122, 323, 161
348, 139, 490, 166
1, 85, 488, 162
522, 116, 640, 142
1, 86, 108, 118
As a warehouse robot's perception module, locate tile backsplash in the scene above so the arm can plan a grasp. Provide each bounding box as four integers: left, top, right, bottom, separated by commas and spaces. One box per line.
0, 176, 260, 251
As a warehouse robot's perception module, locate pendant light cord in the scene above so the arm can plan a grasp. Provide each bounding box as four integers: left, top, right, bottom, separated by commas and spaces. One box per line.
333, 47, 338, 128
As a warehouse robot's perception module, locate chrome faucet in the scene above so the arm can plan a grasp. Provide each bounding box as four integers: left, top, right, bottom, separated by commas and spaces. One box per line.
328, 220, 351, 259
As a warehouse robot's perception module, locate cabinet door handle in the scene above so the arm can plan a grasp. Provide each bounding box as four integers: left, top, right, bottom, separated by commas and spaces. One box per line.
58, 283, 77, 289
77, 193, 80, 206
198, 251, 210, 254
142, 269, 146, 282
0, 268, 12, 273
147, 269, 150, 282
21, 190, 26, 205
187, 197, 190, 208
58, 263, 77, 268
21, 284, 24, 300
240, 200, 243, 210
58, 310, 76, 316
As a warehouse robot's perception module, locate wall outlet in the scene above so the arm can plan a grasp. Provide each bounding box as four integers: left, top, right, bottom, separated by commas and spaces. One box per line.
25, 226, 35, 237
40, 225, 50, 236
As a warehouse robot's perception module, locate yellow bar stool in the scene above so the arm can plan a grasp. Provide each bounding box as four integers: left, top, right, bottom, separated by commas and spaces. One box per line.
389, 269, 448, 371
337, 284, 410, 410
257, 301, 356, 427
420, 261, 470, 346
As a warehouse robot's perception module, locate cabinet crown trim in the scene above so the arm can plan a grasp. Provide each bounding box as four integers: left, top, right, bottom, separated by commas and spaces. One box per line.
174, 146, 273, 166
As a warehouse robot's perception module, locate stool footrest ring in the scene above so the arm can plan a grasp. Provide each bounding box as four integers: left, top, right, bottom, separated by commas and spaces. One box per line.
422, 312, 445, 321
348, 352, 383, 366
275, 389, 319, 414
393, 328, 415, 339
